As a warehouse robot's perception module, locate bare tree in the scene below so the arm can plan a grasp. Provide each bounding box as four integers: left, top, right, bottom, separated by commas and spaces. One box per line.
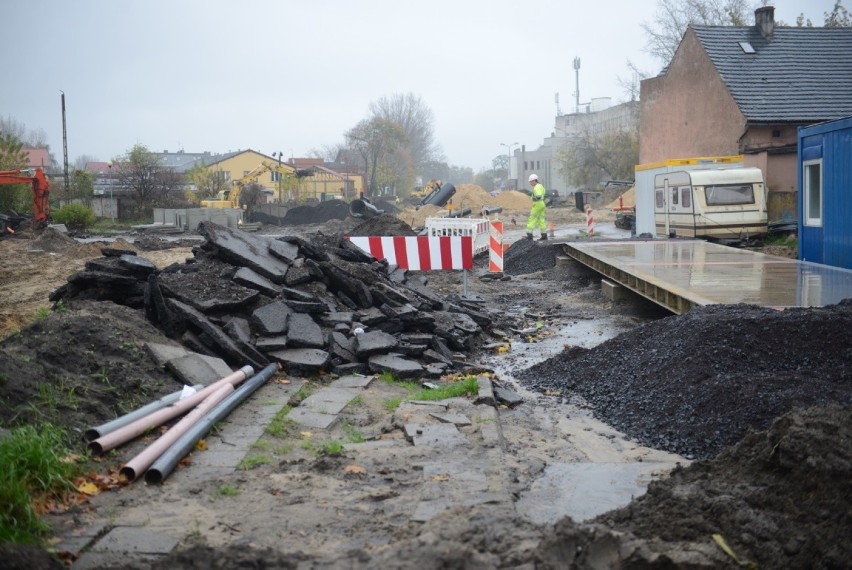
642, 0, 751, 64
73, 155, 100, 170
556, 126, 639, 189
825, 0, 851, 26
345, 118, 407, 195
113, 144, 184, 215
368, 93, 440, 169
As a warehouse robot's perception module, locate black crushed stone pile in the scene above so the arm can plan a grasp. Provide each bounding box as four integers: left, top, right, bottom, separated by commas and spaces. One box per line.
504, 239, 559, 275
517, 302, 852, 459
348, 214, 416, 237
282, 200, 350, 225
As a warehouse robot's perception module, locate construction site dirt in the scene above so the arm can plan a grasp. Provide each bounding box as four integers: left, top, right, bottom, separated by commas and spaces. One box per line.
0, 199, 847, 569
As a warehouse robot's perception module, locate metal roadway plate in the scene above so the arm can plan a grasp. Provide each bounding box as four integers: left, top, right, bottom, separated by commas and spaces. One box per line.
563, 240, 852, 313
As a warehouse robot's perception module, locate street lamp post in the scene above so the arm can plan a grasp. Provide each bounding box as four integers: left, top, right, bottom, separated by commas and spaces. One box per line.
107, 162, 115, 223
500, 142, 518, 189
273, 151, 283, 204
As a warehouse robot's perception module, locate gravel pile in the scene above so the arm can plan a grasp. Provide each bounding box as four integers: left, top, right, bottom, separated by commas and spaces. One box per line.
504, 239, 559, 275
517, 302, 852, 459
281, 200, 350, 225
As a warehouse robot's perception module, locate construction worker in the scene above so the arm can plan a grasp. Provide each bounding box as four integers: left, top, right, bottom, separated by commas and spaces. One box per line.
526, 173, 548, 240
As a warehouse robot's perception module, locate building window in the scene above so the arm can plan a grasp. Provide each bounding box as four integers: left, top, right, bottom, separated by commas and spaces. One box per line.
803, 159, 822, 227
524, 161, 528, 170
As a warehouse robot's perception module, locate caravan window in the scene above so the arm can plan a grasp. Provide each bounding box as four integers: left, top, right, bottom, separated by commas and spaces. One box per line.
655, 189, 664, 208
681, 188, 692, 208
704, 184, 754, 206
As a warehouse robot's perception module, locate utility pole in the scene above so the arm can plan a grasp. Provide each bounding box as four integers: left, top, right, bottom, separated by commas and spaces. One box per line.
60, 91, 69, 191
573, 57, 581, 114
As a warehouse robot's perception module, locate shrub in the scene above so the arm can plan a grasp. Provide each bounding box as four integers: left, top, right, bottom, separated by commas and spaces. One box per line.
52, 203, 96, 231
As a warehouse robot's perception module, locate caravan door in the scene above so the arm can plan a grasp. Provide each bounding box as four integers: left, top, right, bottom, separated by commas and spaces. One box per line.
654, 171, 693, 237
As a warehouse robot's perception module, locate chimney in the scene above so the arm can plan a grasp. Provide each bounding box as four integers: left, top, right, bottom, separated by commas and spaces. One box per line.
755, 5, 774, 40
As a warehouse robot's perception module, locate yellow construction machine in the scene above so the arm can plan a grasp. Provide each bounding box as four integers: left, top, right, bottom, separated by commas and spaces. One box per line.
201, 161, 298, 208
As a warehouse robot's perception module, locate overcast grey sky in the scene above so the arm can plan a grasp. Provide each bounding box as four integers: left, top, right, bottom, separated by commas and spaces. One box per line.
1, 0, 829, 171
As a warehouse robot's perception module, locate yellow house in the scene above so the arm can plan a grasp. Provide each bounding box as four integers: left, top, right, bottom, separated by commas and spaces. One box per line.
207, 150, 357, 203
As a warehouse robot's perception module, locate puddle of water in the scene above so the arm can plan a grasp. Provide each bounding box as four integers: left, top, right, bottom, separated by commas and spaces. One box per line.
515, 461, 680, 523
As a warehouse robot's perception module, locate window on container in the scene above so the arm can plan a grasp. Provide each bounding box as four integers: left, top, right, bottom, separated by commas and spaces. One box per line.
803, 159, 822, 227
655, 189, 664, 208
681, 188, 692, 209
704, 184, 755, 206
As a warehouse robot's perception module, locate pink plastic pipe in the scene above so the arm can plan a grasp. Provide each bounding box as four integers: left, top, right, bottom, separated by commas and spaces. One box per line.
119, 383, 234, 482
88, 365, 254, 455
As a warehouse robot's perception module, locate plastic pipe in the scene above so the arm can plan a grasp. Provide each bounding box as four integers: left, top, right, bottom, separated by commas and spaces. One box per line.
119, 384, 234, 482
447, 208, 472, 218
145, 363, 279, 484
482, 206, 503, 215
85, 385, 204, 441
88, 365, 254, 455
349, 199, 384, 219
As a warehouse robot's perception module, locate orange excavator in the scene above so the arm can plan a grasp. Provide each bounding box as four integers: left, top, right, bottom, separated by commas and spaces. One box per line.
0, 167, 50, 234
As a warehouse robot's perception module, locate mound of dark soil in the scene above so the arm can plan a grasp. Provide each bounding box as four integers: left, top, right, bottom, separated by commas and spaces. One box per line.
348, 214, 416, 237
0, 301, 181, 440
282, 200, 350, 225
517, 302, 852, 459
596, 404, 852, 569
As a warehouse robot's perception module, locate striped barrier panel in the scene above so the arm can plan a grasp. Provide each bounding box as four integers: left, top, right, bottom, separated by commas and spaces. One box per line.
489, 221, 504, 273
586, 206, 595, 235
346, 235, 473, 270
424, 217, 490, 256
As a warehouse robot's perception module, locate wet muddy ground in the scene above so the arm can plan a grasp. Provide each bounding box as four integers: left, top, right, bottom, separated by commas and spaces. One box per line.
0, 206, 849, 568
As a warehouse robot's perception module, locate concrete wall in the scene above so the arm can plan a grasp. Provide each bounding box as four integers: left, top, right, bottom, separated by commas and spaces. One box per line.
153, 207, 242, 230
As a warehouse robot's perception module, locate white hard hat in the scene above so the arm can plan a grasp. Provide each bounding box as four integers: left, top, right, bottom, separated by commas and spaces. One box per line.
528, 174, 538, 182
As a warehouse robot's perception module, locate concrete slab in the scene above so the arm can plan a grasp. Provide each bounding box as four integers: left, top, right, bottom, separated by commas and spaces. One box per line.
286, 407, 337, 429
429, 412, 472, 426
301, 387, 359, 415
331, 375, 374, 389
89, 526, 179, 554
145, 342, 189, 367
516, 461, 681, 523
404, 423, 467, 447
165, 353, 233, 386
72, 551, 162, 570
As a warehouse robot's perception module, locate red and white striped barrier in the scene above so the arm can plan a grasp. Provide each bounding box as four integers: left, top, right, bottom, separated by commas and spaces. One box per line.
489, 221, 504, 273
586, 206, 595, 236
346, 236, 473, 270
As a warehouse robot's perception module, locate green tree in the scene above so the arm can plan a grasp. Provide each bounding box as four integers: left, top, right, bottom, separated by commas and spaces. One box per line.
556, 127, 639, 190
0, 131, 27, 171
67, 169, 94, 201
0, 131, 30, 213
186, 160, 228, 202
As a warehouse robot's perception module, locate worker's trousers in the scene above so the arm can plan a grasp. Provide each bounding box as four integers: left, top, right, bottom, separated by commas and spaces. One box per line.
527, 201, 547, 233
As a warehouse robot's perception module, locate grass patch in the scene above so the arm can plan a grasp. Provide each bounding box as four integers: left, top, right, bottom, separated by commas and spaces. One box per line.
383, 397, 402, 413
216, 484, 240, 496
407, 376, 479, 402
347, 394, 364, 408
316, 440, 344, 456
342, 421, 365, 444
0, 424, 82, 544
265, 405, 295, 438
236, 455, 271, 471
